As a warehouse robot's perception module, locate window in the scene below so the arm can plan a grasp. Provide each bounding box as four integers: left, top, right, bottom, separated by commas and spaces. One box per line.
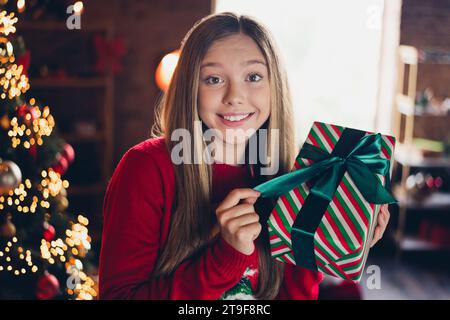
214, 0, 392, 144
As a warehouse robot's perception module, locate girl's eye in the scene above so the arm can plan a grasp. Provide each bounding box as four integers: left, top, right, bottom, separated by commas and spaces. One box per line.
204, 76, 224, 85
247, 73, 263, 82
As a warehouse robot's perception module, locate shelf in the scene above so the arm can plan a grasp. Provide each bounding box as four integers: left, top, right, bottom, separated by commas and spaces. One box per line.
395, 143, 450, 168
30, 77, 108, 88
396, 94, 415, 115
395, 94, 449, 117
68, 182, 106, 196
399, 236, 450, 252
394, 188, 450, 210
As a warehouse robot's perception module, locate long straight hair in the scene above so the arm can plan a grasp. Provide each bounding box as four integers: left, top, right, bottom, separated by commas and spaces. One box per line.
151, 12, 296, 299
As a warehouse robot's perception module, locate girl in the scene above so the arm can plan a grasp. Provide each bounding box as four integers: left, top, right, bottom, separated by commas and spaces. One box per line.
99, 12, 390, 300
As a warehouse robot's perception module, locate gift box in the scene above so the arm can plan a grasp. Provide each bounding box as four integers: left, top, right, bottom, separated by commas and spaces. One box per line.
254, 122, 397, 281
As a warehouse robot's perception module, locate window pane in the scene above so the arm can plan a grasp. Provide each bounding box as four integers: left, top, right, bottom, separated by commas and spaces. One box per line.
214, 0, 384, 144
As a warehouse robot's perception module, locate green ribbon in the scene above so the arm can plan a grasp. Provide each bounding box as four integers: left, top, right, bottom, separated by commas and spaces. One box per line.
254, 133, 397, 205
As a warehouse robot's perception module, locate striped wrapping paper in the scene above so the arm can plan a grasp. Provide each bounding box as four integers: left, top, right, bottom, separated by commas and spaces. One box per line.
268, 121, 396, 281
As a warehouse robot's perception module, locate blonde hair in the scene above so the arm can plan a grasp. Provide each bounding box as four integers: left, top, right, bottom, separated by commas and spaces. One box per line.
151, 12, 296, 299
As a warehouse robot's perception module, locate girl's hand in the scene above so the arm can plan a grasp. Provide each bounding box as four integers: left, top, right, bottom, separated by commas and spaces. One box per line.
370, 204, 391, 248
215, 188, 262, 255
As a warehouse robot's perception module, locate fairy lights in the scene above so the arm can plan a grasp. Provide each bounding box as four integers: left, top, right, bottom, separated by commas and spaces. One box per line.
0, 11, 17, 36
0, 236, 38, 275
8, 104, 55, 149
0, 5, 97, 300
39, 169, 69, 199
0, 62, 29, 99
0, 169, 68, 213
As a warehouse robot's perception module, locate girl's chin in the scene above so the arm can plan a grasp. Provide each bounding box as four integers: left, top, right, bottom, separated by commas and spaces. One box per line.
212, 131, 249, 145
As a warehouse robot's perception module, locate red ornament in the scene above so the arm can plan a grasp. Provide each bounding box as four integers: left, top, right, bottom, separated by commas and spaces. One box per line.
52, 154, 69, 175
29, 107, 39, 121
62, 143, 75, 164
16, 50, 31, 76
16, 105, 28, 117
43, 222, 56, 241
35, 271, 60, 300
29, 144, 37, 159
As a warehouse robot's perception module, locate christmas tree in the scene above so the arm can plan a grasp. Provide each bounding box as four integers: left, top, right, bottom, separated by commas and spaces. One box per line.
0, 6, 97, 299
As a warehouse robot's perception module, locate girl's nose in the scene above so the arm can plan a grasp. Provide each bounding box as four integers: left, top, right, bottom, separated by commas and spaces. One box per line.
223, 82, 244, 106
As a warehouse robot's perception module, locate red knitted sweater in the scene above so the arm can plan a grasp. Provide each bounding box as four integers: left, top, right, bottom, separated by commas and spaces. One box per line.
99, 137, 323, 299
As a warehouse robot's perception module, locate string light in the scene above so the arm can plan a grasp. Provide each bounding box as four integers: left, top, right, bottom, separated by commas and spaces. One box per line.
0, 169, 68, 213
0, 11, 18, 36
0, 237, 38, 275
0, 6, 97, 300
17, 0, 26, 13
73, 1, 84, 15
0, 63, 30, 99
7, 104, 54, 149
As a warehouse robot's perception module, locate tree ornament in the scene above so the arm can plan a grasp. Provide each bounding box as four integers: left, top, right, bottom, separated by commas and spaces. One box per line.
52, 154, 68, 175
62, 143, 75, 164
0, 159, 22, 194
35, 271, 60, 300
0, 213, 16, 238
43, 221, 55, 242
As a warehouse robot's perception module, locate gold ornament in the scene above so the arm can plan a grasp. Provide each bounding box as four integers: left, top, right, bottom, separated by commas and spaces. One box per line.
0, 213, 16, 238
56, 196, 69, 212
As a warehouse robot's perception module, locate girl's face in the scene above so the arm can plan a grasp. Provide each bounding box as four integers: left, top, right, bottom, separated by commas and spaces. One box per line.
198, 34, 271, 145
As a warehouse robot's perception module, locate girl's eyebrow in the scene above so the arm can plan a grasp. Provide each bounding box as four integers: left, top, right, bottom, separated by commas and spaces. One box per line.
200, 59, 267, 69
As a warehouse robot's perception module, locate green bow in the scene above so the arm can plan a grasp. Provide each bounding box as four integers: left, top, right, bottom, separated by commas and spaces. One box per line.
254, 133, 396, 204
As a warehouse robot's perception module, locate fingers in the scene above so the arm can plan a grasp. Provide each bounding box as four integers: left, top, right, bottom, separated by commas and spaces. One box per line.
238, 221, 262, 241
227, 213, 260, 232
242, 196, 258, 205
216, 188, 260, 213
371, 205, 391, 248
216, 203, 256, 225
371, 226, 382, 247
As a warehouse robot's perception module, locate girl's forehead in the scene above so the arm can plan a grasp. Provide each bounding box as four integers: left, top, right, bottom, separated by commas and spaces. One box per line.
203, 34, 265, 62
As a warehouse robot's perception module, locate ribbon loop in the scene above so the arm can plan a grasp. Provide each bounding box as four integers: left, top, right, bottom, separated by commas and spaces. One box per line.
254, 133, 396, 205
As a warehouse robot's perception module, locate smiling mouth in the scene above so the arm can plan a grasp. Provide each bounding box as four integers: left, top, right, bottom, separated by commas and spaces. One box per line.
217, 112, 255, 122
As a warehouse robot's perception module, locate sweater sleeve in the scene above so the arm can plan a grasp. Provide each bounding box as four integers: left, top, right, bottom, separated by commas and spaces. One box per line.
99, 148, 256, 300
276, 263, 324, 300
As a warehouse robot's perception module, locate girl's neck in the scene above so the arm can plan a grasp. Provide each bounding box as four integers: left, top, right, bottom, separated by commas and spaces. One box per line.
212, 139, 247, 166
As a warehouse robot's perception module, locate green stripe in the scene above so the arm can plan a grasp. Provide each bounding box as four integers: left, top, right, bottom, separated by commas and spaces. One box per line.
327, 202, 358, 251
341, 254, 364, 271
318, 220, 346, 257
268, 217, 291, 249
274, 201, 293, 234
333, 190, 365, 241
285, 189, 300, 213
287, 252, 295, 263
342, 263, 364, 275
319, 122, 338, 145
341, 175, 372, 224
315, 242, 347, 278
298, 185, 308, 200
315, 240, 339, 264
310, 128, 327, 152
381, 137, 392, 157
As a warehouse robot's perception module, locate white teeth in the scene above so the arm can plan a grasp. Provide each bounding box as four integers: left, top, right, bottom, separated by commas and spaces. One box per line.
222, 114, 251, 121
